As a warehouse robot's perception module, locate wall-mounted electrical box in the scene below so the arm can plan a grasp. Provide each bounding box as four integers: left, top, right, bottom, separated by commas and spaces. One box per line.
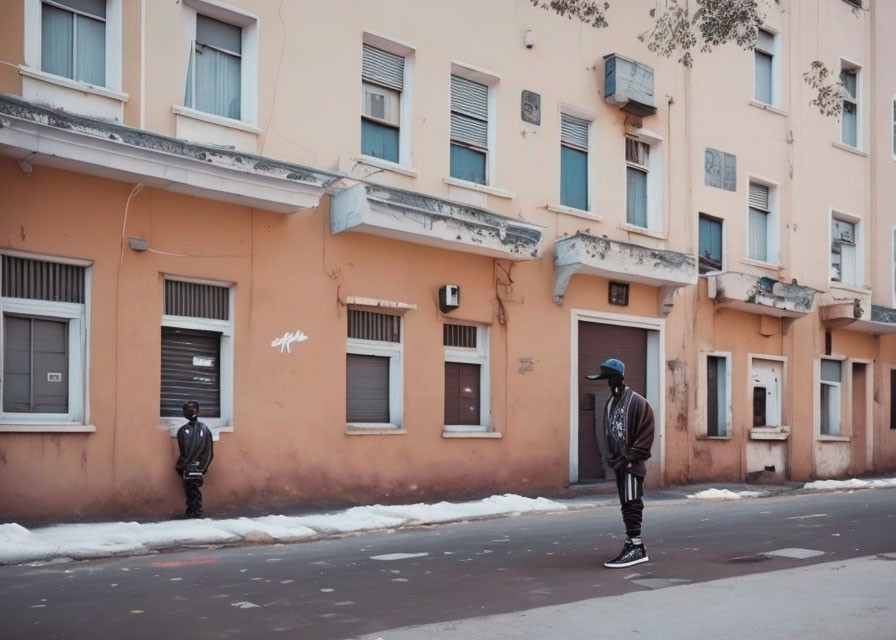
439, 284, 460, 313
603, 53, 657, 117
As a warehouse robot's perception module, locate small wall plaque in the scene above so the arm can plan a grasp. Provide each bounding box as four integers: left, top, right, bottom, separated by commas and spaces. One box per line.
521, 90, 541, 125
705, 148, 736, 191
609, 282, 630, 306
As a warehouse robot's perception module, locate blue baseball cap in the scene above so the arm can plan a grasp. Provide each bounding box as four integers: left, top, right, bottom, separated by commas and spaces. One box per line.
586, 358, 625, 380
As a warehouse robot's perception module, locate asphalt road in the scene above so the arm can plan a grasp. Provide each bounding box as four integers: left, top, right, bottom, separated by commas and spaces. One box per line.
1, 489, 894, 639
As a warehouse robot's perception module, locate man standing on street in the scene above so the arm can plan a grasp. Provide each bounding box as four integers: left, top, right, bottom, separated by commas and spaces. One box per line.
586, 358, 655, 568
175, 400, 214, 519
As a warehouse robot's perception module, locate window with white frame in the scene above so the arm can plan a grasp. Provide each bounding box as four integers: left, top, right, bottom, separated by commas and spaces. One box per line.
626, 137, 650, 227
748, 181, 776, 263
161, 278, 232, 427
706, 354, 730, 437
40, 0, 106, 86
699, 213, 724, 274
831, 214, 861, 286
184, 14, 243, 120
560, 112, 590, 211
361, 42, 410, 164
1, 254, 88, 425
841, 63, 859, 147
754, 28, 776, 105
892, 229, 896, 305
751, 358, 782, 428
346, 309, 402, 426
820, 358, 842, 436
443, 323, 489, 430
891, 98, 895, 158
450, 73, 491, 185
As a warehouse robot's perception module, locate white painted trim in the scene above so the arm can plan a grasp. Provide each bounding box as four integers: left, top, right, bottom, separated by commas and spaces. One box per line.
450, 61, 499, 187
745, 174, 780, 265
558, 103, 595, 213
140, 0, 145, 129
817, 356, 844, 437
356, 155, 420, 178
839, 57, 863, 150
442, 431, 502, 438
618, 223, 668, 241
0, 248, 93, 266
171, 105, 262, 134
346, 426, 406, 435
443, 177, 514, 199
443, 323, 490, 431
568, 309, 665, 484
748, 100, 788, 117
832, 141, 869, 157
159, 276, 234, 430
699, 350, 732, 437
828, 207, 865, 289
362, 31, 415, 168
547, 204, 603, 221
0, 423, 96, 432
18, 66, 129, 102
748, 354, 787, 430
752, 26, 780, 108
623, 131, 663, 233
345, 296, 416, 311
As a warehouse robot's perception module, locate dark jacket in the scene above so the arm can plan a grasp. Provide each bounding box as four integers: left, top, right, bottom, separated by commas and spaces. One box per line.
175, 420, 214, 477
602, 387, 655, 477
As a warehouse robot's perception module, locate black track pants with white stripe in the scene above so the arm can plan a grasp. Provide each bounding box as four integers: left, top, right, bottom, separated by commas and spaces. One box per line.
614, 468, 644, 539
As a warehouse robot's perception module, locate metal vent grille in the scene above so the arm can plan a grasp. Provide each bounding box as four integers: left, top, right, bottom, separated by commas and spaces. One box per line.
443, 323, 477, 348
451, 75, 489, 148
1, 255, 85, 303
348, 309, 400, 343
164, 280, 229, 320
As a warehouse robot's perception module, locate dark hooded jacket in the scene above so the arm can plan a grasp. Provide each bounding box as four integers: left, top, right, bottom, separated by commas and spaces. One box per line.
602, 387, 655, 477
175, 419, 214, 477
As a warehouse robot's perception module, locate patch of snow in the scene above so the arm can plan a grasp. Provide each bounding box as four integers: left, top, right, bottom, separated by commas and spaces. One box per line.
687, 489, 764, 500
803, 478, 896, 491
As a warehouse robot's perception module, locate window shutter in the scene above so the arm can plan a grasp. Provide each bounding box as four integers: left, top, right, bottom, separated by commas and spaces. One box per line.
444, 362, 480, 425
749, 183, 769, 211
164, 280, 229, 320
362, 44, 404, 91
160, 327, 221, 418
197, 15, 242, 54
561, 113, 589, 150
451, 75, 488, 148
444, 324, 477, 348
346, 354, 390, 422
1, 256, 85, 303
757, 29, 774, 54
348, 310, 400, 342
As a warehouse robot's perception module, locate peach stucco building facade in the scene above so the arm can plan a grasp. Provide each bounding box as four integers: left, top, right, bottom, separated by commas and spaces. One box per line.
0, 0, 894, 522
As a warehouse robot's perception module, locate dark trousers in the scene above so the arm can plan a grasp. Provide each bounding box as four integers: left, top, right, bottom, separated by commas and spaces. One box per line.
183, 478, 204, 517
614, 468, 644, 539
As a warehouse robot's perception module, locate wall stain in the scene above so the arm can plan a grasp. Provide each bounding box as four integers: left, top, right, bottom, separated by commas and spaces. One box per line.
517, 357, 536, 374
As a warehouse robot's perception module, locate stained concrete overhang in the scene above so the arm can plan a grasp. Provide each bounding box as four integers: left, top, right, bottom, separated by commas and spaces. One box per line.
0, 94, 338, 213
330, 182, 544, 260
820, 302, 896, 334
552, 232, 696, 311
706, 272, 816, 318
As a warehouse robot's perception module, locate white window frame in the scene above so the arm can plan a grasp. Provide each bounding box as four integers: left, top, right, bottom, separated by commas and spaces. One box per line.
818, 356, 845, 437
178, 0, 259, 126
891, 96, 896, 161
443, 323, 490, 433
160, 275, 234, 432
360, 31, 415, 169
840, 58, 862, 149
701, 351, 731, 438
622, 128, 663, 233
0, 251, 91, 430
892, 226, 896, 308
448, 61, 499, 188
829, 208, 864, 289
346, 311, 404, 430
749, 355, 786, 432
555, 104, 595, 215
753, 27, 780, 107
745, 176, 780, 267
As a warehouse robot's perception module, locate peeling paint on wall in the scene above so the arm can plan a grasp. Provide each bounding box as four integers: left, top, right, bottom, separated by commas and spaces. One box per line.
517, 357, 536, 374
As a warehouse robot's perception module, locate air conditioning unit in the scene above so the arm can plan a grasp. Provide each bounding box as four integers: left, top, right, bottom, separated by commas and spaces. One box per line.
603, 54, 657, 117
439, 285, 460, 313
362, 82, 400, 125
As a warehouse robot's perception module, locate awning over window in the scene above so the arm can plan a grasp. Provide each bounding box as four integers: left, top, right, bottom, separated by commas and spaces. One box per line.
330, 183, 544, 261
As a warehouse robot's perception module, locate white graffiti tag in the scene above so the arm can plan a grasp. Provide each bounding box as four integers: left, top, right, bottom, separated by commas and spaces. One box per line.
271, 329, 309, 354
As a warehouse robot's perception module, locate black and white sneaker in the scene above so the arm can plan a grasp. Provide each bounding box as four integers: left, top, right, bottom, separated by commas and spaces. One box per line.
604, 542, 649, 568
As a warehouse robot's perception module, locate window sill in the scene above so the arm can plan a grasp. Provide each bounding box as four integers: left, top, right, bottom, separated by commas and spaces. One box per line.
346, 426, 407, 435
443, 177, 515, 199
172, 105, 261, 135
162, 424, 231, 441
828, 282, 871, 296
547, 204, 602, 222
19, 66, 129, 102
748, 99, 787, 117
750, 426, 790, 441
696, 434, 732, 441
442, 430, 502, 439
740, 258, 780, 272
356, 155, 420, 178
618, 223, 667, 241
0, 423, 96, 433
832, 142, 868, 158
817, 434, 850, 442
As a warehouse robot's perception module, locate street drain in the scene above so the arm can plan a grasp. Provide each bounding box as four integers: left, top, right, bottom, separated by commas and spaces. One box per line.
728, 554, 772, 563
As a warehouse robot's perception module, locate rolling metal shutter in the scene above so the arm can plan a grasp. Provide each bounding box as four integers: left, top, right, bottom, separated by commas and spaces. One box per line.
444, 362, 480, 425
3, 315, 69, 413
346, 353, 389, 422
362, 44, 404, 90
451, 75, 488, 148
160, 327, 221, 418
561, 113, 589, 150
748, 183, 769, 211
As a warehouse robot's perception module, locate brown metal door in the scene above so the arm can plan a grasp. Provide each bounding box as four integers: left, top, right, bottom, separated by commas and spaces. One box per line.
577, 321, 647, 482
